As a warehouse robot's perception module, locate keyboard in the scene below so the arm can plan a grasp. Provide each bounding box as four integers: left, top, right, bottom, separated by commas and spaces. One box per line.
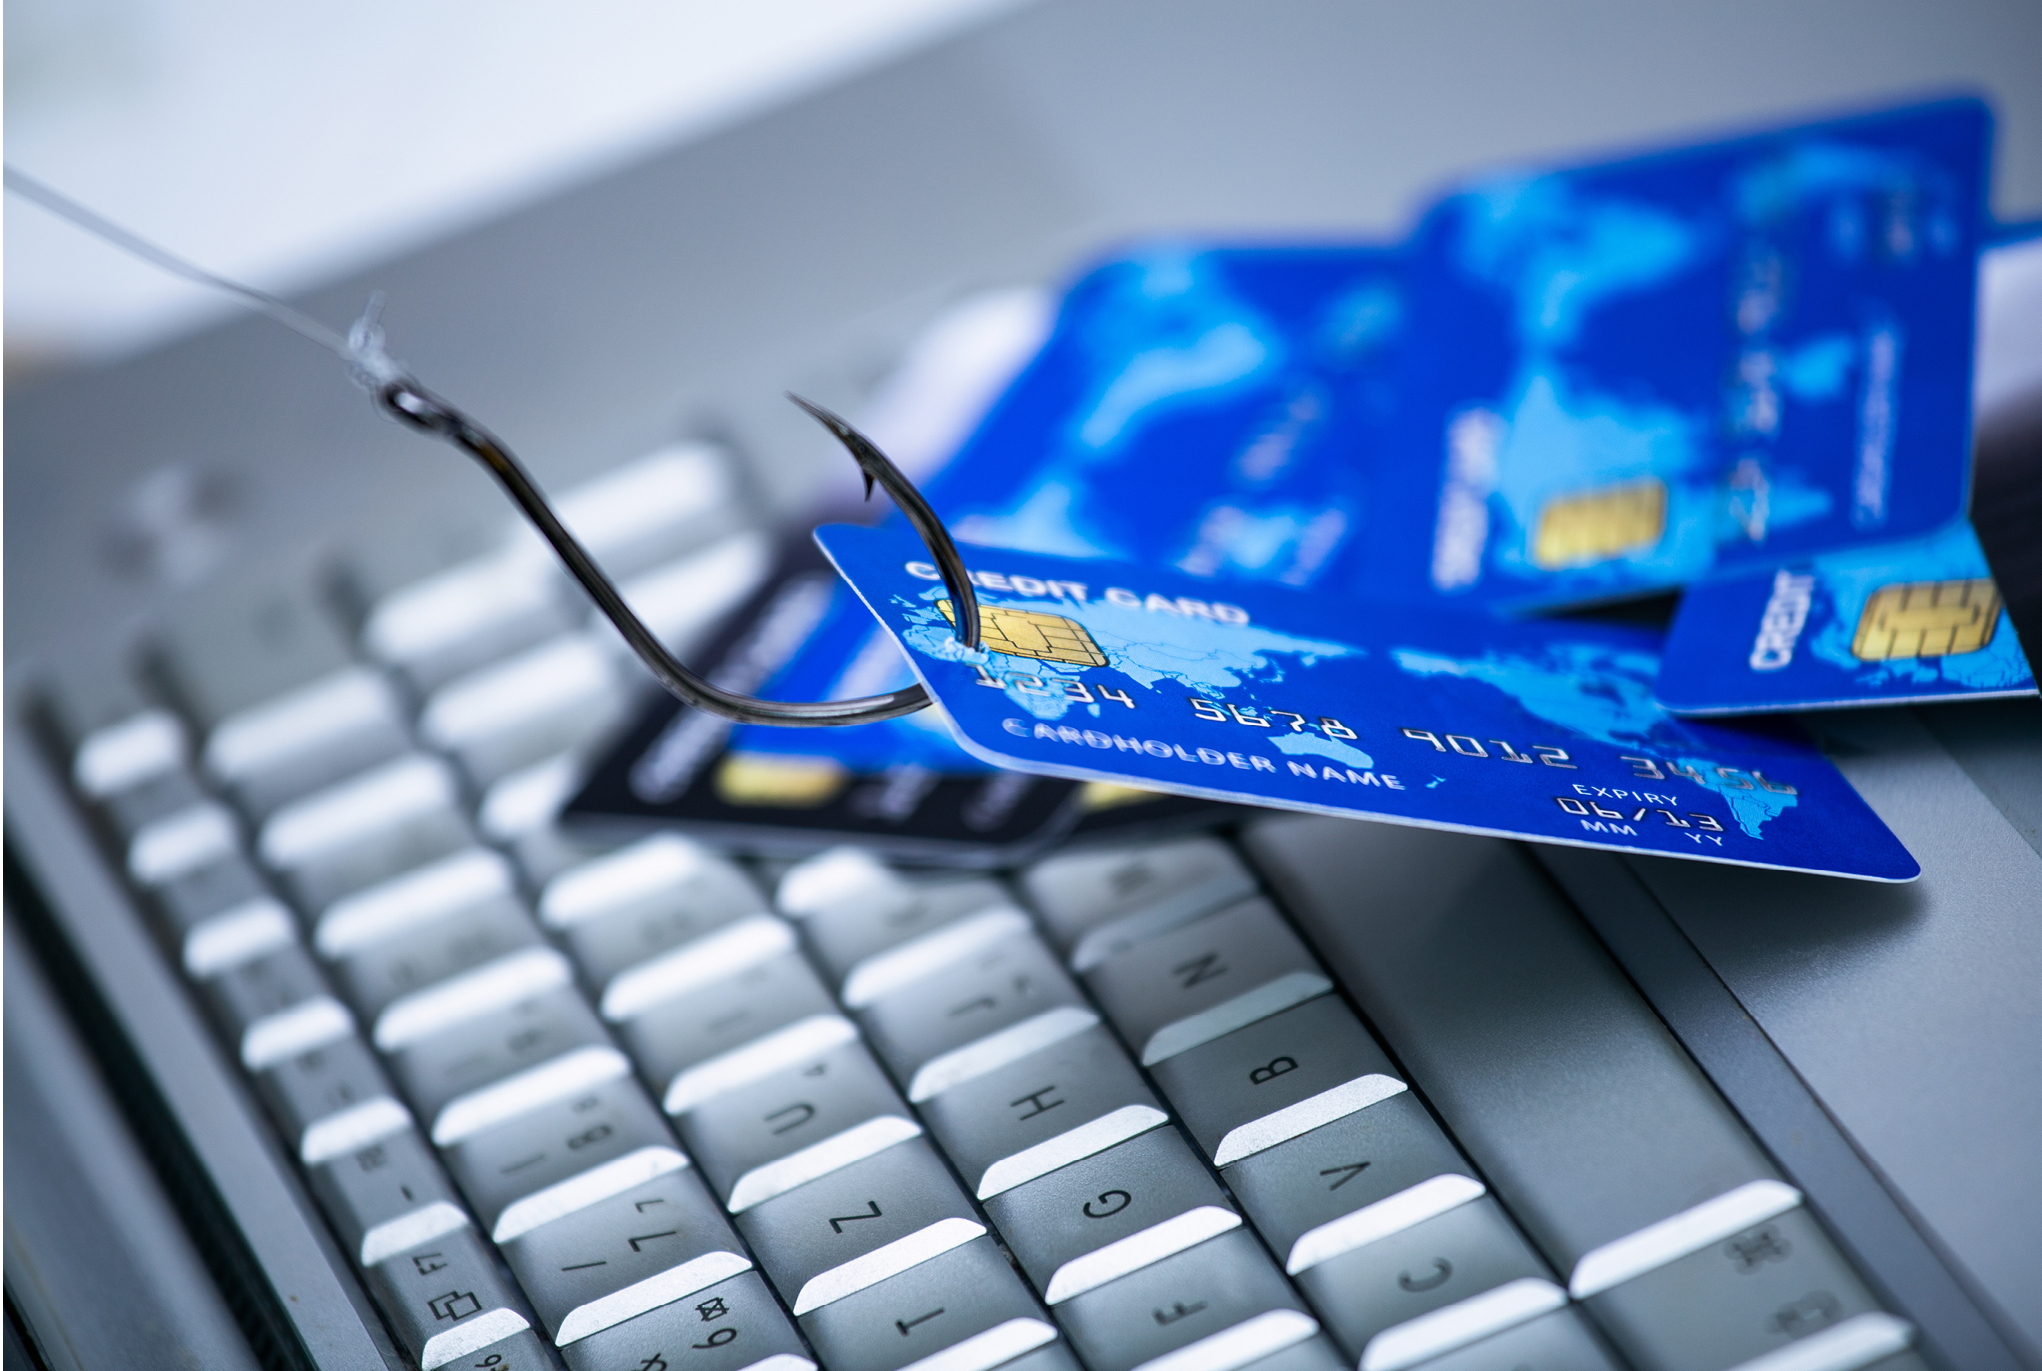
33, 433, 1933, 1371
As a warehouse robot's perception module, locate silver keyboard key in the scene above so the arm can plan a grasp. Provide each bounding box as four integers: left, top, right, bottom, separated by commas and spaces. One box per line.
479, 752, 621, 886
1055, 1228, 1318, 1371
1083, 897, 1331, 1066
259, 753, 474, 908
735, 1137, 979, 1315
599, 915, 801, 1026
675, 1041, 918, 1213
916, 1022, 1167, 1199
1147, 995, 1403, 1164
857, 933, 1086, 1098
362, 548, 577, 693
159, 581, 410, 815
619, 952, 839, 1101
1580, 1194, 1882, 1371
1287, 1196, 1550, 1364
439, 1073, 674, 1237
500, 1163, 750, 1345
197, 940, 329, 1039
1220, 1099, 1473, 1270
541, 835, 767, 990
319, 850, 541, 1018
66, 698, 208, 837
365, 1221, 537, 1369
307, 1125, 464, 1266
147, 850, 273, 937
251, 1029, 398, 1152
1021, 837, 1258, 970
558, 1270, 813, 1371
981, 1127, 1236, 1303
384, 982, 611, 1132
421, 635, 631, 787
1400, 1307, 1621, 1371
796, 1234, 1057, 1371
799, 877, 1014, 990
776, 846, 905, 920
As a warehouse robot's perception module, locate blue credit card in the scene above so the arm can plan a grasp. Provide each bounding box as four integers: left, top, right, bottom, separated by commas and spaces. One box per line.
1367, 98, 1989, 611
1656, 520, 2035, 714
815, 524, 1920, 882
919, 242, 1405, 589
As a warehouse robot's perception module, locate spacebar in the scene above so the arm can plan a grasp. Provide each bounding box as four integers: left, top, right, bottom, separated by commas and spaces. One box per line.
1240, 820, 1777, 1271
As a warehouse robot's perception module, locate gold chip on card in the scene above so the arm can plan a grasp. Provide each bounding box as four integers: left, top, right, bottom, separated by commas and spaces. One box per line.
1531, 478, 1668, 569
937, 600, 1108, 667
714, 752, 847, 807
1851, 578, 2003, 660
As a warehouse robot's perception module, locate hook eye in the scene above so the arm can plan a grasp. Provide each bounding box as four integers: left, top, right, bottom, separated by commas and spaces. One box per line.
384, 381, 981, 727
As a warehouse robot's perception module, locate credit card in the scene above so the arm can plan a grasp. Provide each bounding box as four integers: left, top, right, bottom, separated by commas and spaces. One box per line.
816, 524, 1920, 881
919, 243, 1404, 590
1369, 98, 1989, 610
566, 541, 1083, 865
1656, 519, 2035, 714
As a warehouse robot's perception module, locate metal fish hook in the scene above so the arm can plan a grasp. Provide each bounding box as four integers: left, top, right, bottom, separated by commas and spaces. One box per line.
377, 380, 979, 726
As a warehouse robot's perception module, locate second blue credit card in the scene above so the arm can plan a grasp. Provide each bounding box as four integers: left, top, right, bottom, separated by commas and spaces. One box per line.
1367, 98, 1989, 610
1656, 520, 2035, 714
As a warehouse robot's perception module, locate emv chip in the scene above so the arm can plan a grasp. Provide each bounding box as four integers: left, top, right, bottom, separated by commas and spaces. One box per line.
938, 600, 1108, 667
1852, 578, 2003, 660
1531, 478, 1668, 569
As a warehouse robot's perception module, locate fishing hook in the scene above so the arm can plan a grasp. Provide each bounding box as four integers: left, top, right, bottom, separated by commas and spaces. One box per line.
377, 380, 980, 726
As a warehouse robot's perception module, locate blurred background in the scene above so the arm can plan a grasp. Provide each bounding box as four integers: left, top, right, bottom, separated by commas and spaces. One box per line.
8, 0, 2042, 654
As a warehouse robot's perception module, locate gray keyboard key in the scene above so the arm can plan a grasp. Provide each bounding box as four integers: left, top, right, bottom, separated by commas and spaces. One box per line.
478, 752, 623, 886
559, 1270, 813, 1371
917, 1023, 1168, 1199
1243, 820, 1781, 1276
159, 576, 358, 725
1220, 1096, 1475, 1271
982, 1127, 1237, 1304
206, 666, 412, 818
361, 547, 578, 694
259, 753, 475, 909
797, 1234, 1056, 1371
251, 1029, 396, 1150
676, 1041, 919, 1213
178, 895, 298, 982
335, 899, 545, 1023
1405, 1308, 1621, 1371
307, 1125, 464, 1265
150, 854, 274, 938
1083, 897, 1331, 1066
1021, 837, 1258, 970
1056, 1228, 1316, 1371
1236, 1335, 1346, 1371
438, 1070, 670, 1236
501, 1164, 750, 1345
598, 915, 802, 1026
1148, 996, 1404, 1165
197, 940, 328, 1039
66, 699, 208, 835
436, 1328, 556, 1371
384, 981, 611, 1132
800, 878, 1014, 990
776, 847, 904, 919
541, 835, 767, 990
858, 933, 1086, 1098
986, 1345, 1085, 1371
1289, 1196, 1549, 1363
127, 801, 241, 889
620, 952, 839, 1101
421, 635, 631, 787
1582, 1199, 1881, 1371
736, 1138, 979, 1314
365, 1221, 536, 1369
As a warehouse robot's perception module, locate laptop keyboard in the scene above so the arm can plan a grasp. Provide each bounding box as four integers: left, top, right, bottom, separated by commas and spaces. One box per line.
45, 440, 1926, 1371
